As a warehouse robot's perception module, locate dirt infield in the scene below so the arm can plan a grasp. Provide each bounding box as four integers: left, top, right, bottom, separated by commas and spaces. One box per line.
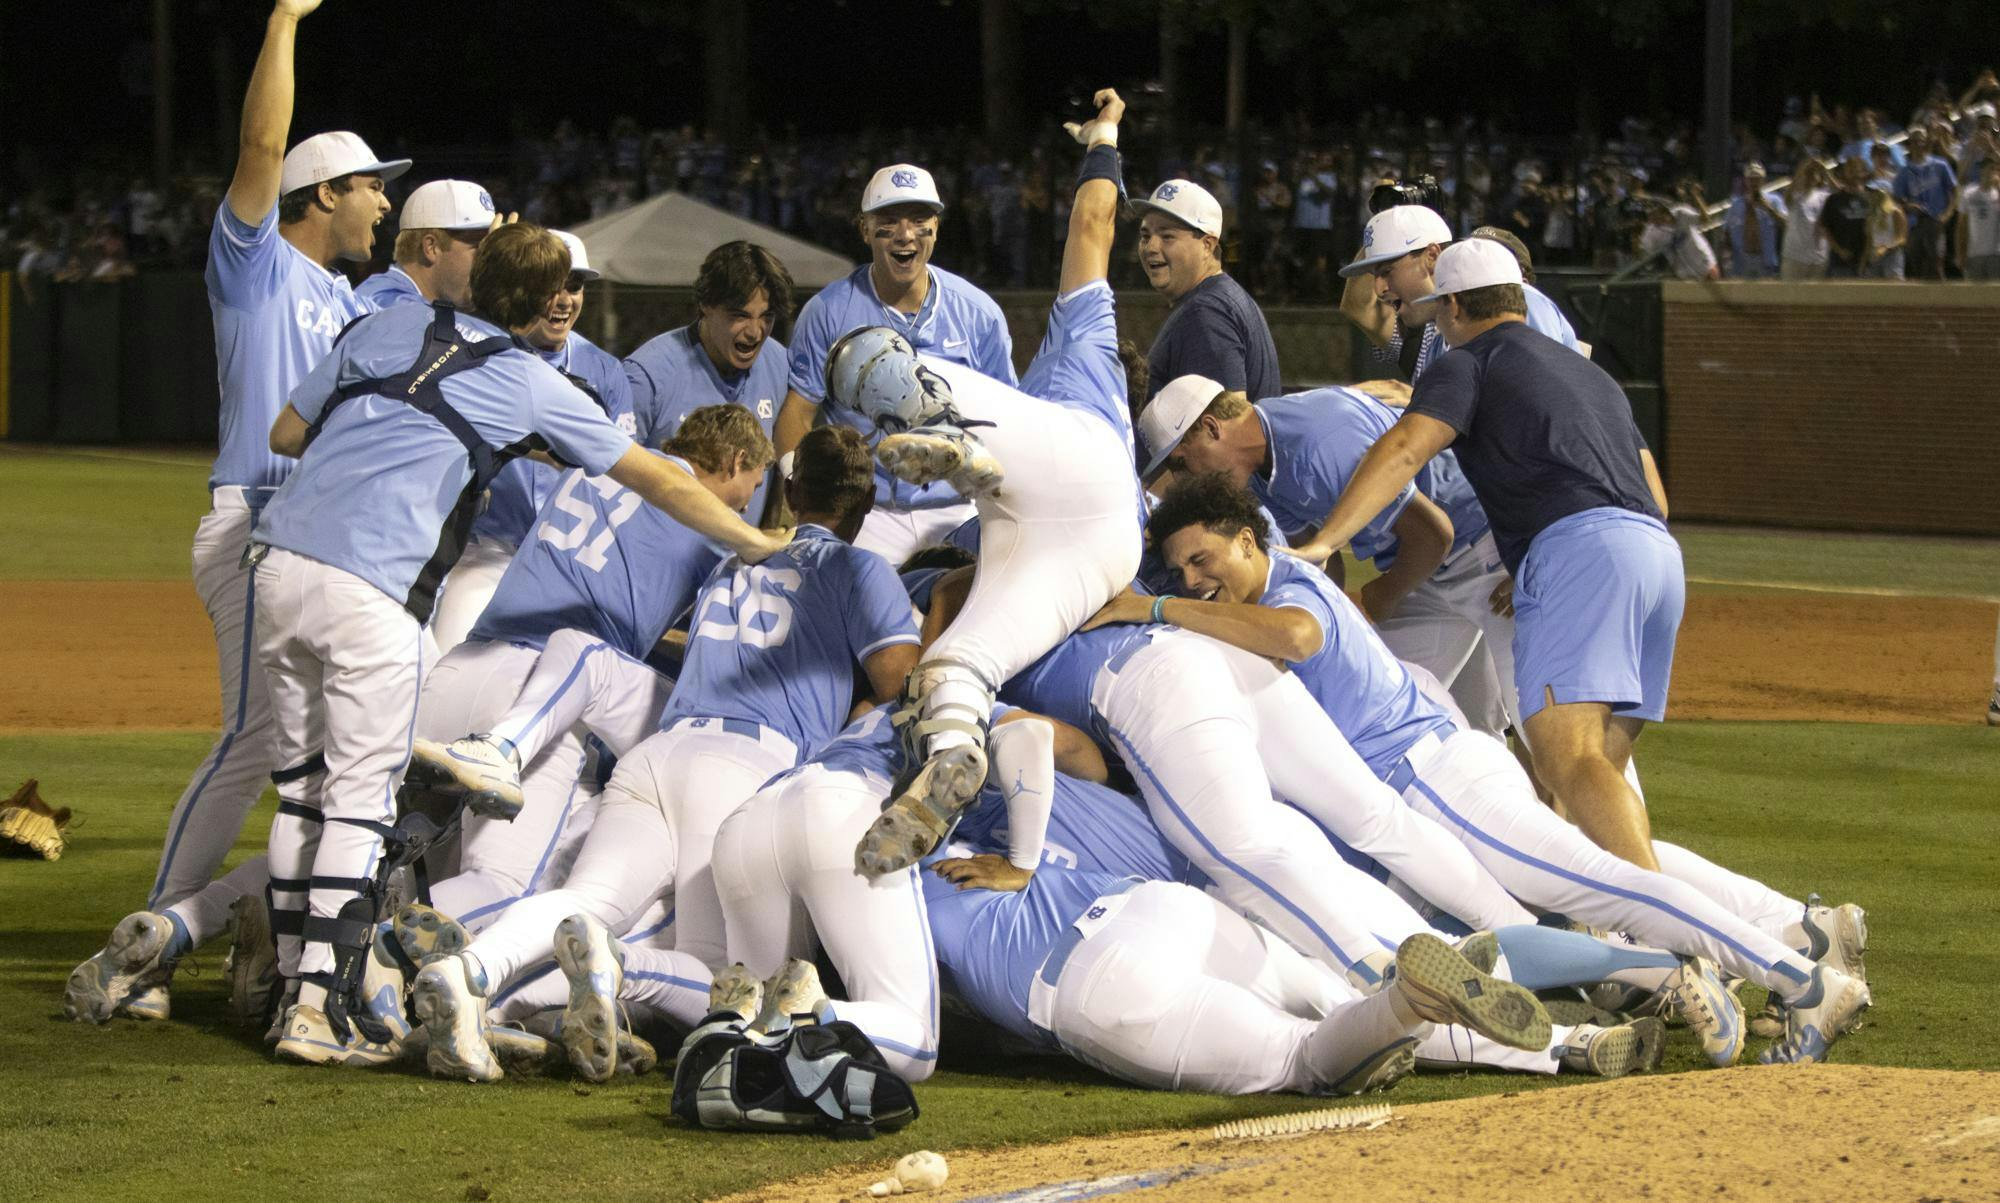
3, 580, 1993, 732
732, 1065, 2000, 1202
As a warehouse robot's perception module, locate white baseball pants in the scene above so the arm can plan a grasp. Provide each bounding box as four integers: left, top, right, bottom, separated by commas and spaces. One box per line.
486, 627, 675, 766
1375, 532, 1518, 738
428, 535, 516, 658
254, 549, 426, 998
459, 720, 795, 991
1396, 727, 1819, 1002
712, 763, 941, 1083
148, 492, 279, 932
854, 501, 978, 568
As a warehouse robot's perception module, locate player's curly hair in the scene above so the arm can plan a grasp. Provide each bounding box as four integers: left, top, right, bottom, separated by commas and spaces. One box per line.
471, 223, 570, 329
661, 403, 775, 474
694, 241, 797, 329
790, 425, 873, 522
1147, 471, 1269, 555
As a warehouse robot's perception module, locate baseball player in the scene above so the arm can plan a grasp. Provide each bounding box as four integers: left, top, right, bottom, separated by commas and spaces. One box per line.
427, 229, 636, 655
407, 426, 918, 1083
250, 222, 787, 1066
1140, 372, 1530, 738
1126, 474, 1871, 1064
65, 0, 408, 1027
353, 179, 500, 310
405, 405, 773, 933
771, 162, 1016, 563
828, 89, 1146, 869
623, 241, 794, 524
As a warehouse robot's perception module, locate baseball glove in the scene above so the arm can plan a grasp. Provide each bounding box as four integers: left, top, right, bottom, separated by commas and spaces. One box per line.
0, 779, 72, 861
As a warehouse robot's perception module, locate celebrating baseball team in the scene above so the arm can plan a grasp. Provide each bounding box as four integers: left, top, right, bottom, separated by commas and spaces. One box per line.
60, 0, 1874, 1137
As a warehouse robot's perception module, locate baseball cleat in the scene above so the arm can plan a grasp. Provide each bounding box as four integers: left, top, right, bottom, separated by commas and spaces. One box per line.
1750, 997, 1787, 1040
65, 911, 177, 1025
1665, 957, 1744, 1067
855, 745, 988, 877
1800, 894, 1868, 983
483, 1023, 565, 1075
1985, 684, 1999, 726
357, 921, 414, 1046
708, 962, 763, 1026
392, 903, 470, 967
1392, 932, 1551, 1052
1556, 1016, 1666, 1078
1454, 931, 1501, 976
1326, 1036, 1419, 1095
406, 735, 523, 820
1759, 965, 1871, 1065
224, 894, 279, 1029
554, 914, 624, 1084
752, 959, 829, 1034
875, 426, 1005, 497
265, 978, 301, 1047
412, 956, 502, 1083
273, 1003, 400, 1068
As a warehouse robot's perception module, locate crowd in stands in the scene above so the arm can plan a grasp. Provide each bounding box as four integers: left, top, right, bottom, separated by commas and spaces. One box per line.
9, 70, 1999, 297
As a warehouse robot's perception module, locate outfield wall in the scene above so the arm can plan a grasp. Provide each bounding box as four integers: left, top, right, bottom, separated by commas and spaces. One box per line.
1661, 282, 2000, 537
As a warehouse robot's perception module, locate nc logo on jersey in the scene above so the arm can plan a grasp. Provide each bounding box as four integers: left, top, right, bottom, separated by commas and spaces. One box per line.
1155, 183, 1180, 201
1085, 905, 1107, 920
891, 169, 920, 190
757, 398, 773, 420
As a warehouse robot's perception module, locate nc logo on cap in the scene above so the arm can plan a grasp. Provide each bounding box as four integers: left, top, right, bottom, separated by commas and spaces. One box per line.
1362, 225, 1375, 249
891, 169, 920, 190
477, 189, 494, 212
1156, 183, 1180, 201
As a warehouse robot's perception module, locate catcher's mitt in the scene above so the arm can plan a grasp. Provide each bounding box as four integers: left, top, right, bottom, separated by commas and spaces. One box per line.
0, 779, 72, 861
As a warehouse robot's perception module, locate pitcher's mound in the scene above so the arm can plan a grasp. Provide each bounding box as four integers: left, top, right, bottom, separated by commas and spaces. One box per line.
736, 1065, 1999, 1202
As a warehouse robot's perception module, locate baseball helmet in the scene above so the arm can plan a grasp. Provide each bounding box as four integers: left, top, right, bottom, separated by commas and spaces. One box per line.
824, 326, 953, 432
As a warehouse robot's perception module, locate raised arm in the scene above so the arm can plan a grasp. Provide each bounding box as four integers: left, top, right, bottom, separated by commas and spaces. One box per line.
1290, 412, 1458, 567
227, 1, 325, 227
1057, 88, 1127, 294
605, 444, 791, 563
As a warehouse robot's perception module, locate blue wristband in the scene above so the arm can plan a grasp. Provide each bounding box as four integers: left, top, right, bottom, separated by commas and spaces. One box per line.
1150, 595, 1167, 625
1076, 144, 1125, 198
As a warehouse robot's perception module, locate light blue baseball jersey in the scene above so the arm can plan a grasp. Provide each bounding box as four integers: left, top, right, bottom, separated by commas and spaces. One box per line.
788, 264, 1015, 510
954, 771, 1192, 884
662, 525, 919, 754
254, 304, 634, 609
353, 265, 426, 310
923, 865, 1138, 1050
1000, 625, 1156, 738
468, 454, 724, 659
624, 324, 787, 520
1017, 280, 1133, 451
1260, 552, 1454, 779
474, 334, 636, 549
1251, 388, 1490, 565
204, 201, 369, 490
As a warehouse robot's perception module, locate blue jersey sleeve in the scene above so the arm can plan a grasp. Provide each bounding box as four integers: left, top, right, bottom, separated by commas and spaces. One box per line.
287, 333, 348, 424
1021, 281, 1127, 433
845, 550, 922, 659
787, 293, 838, 403
1296, 408, 1412, 560
205, 201, 285, 311
530, 366, 637, 475
623, 355, 665, 445
1263, 573, 1336, 666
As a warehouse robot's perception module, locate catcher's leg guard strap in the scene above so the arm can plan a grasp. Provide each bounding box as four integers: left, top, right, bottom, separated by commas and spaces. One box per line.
899, 658, 994, 758
271, 753, 327, 785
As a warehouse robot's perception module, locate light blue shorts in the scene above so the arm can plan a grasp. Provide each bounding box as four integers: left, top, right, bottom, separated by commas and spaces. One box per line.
1512, 508, 1684, 724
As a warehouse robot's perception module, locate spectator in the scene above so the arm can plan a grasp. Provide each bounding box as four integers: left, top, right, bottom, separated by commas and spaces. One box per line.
1725, 162, 1786, 279
1639, 201, 1718, 281
1249, 161, 1291, 297
1132, 179, 1281, 404
1864, 185, 1907, 279
1842, 109, 1907, 170
1958, 159, 2000, 280
1780, 159, 1834, 280
1819, 158, 1874, 277
1291, 151, 1339, 300
1891, 129, 1957, 280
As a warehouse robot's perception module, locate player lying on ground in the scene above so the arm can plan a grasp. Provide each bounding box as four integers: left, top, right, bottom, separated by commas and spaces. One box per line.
1101, 474, 1871, 1065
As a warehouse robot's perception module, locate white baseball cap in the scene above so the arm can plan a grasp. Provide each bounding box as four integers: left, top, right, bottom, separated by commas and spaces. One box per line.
399, 180, 496, 231
549, 230, 600, 282
1130, 179, 1224, 238
861, 164, 944, 214
1339, 205, 1454, 277
279, 131, 411, 196
1415, 238, 1523, 304
1137, 374, 1226, 480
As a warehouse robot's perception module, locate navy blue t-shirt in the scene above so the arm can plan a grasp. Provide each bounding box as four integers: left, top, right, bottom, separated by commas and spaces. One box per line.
1144, 272, 1281, 404
1406, 320, 1660, 574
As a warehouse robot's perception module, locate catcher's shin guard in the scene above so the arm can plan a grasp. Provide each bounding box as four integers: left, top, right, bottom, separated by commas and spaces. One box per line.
318, 808, 462, 1045
892, 658, 993, 765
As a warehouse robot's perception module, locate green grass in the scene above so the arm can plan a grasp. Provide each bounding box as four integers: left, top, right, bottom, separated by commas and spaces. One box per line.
1673, 523, 2000, 600
0, 447, 211, 581
3, 723, 1994, 1202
